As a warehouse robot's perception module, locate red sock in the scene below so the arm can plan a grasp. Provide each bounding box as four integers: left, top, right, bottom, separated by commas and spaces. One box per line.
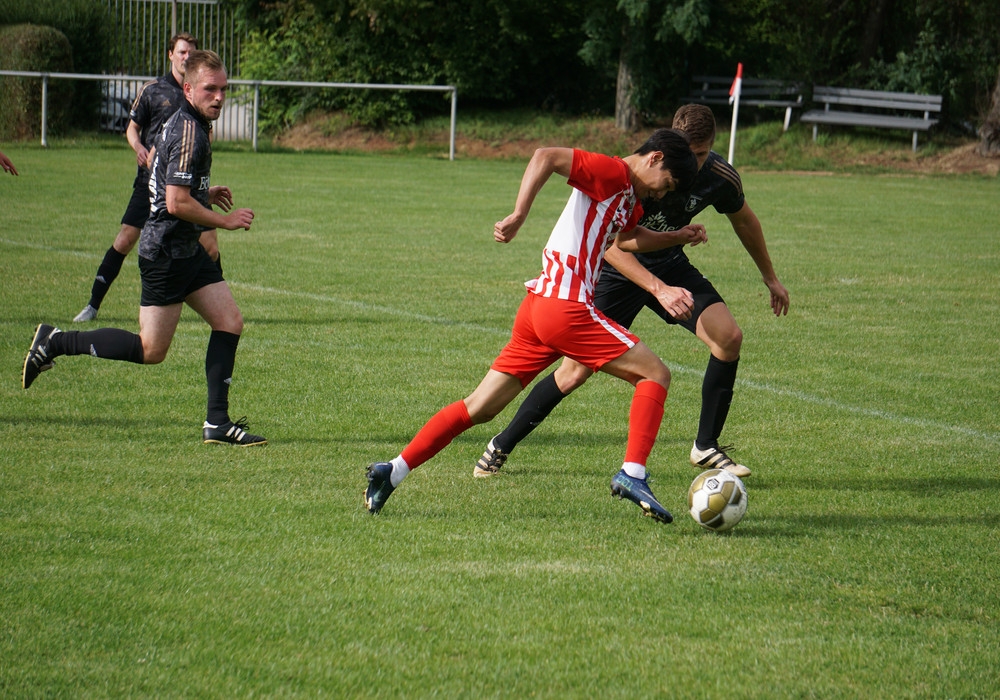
624, 380, 667, 465
400, 400, 473, 470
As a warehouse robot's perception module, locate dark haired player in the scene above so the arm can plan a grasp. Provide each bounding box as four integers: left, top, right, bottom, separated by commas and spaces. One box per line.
365, 129, 703, 519
476, 104, 790, 479
24, 50, 265, 447
73, 33, 225, 323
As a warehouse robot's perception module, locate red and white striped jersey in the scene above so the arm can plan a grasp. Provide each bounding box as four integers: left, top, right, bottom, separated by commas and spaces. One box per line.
529, 149, 642, 303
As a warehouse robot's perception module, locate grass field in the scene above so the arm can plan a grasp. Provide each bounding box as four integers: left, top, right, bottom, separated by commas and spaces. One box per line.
1, 142, 998, 697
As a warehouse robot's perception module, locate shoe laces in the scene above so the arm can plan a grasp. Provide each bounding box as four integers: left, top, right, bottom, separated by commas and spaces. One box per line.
231, 416, 251, 431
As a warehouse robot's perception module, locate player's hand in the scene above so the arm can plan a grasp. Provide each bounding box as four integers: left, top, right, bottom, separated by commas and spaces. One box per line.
765, 278, 790, 317
676, 223, 708, 247
209, 186, 233, 212
136, 146, 151, 168
225, 208, 254, 231
0, 152, 18, 176
655, 285, 695, 321
494, 213, 524, 244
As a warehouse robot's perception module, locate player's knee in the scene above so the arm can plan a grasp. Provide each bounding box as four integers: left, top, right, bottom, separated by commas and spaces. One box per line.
113, 227, 140, 254
554, 364, 591, 393
141, 343, 168, 365
721, 325, 743, 356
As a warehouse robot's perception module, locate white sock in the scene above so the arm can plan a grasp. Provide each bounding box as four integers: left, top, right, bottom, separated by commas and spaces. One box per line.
622, 462, 646, 480
390, 456, 410, 487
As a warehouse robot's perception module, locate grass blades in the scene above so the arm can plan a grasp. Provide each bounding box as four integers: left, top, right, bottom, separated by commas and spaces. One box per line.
1, 144, 998, 697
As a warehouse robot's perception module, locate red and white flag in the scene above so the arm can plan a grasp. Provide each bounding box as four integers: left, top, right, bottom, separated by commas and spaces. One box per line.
728, 63, 743, 165
729, 62, 743, 105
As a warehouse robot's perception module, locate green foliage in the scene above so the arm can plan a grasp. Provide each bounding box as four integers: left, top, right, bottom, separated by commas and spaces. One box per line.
0, 24, 74, 140
238, 0, 597, 130
1, 144, 999, 696
0, 0, 111, 136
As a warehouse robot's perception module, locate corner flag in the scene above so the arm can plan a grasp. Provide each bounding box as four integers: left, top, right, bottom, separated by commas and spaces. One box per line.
728, 63, 743, 165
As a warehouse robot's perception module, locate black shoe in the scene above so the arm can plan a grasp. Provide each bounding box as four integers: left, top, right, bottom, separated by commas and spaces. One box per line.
610, 469, 673, 524
364, 462, 395, 514
202, 416, 267, 446
23, 324, 60, 390
474, 437, 509, 478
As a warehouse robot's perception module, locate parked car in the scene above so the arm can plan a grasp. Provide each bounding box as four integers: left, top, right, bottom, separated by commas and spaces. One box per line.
100, 79, 135, 133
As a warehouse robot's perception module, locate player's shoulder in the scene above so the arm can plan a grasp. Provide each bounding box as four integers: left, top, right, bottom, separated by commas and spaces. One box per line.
703, 151, 742, 191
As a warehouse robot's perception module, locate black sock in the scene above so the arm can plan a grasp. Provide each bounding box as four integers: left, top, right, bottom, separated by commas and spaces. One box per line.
696, 355, 739, 450
205, 330, 240, 426
493, 371, 567, 454
88, 247, 127, 309
48, 328, 144, 363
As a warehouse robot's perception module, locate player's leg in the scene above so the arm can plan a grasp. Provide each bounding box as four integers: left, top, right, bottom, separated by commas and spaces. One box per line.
21, 320, 147, 389
600, 342, 673, 523
75, 176, 149, 323
475, 357, 593, 476
74, 224, 142, 322
185, 280, 264, 446
367, 294, 555, 513
366, 369, 525, 513
691, 300, 750, 477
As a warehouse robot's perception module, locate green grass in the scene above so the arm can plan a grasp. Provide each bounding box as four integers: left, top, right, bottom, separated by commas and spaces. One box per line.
1, 143, 998, 697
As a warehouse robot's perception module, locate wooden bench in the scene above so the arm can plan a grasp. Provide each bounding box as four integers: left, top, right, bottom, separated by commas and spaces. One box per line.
687, 75, 804, 131
800, 86, 942, 151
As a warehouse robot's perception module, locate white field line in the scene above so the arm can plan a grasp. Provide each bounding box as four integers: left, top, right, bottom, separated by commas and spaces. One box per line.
4, 238, 996, 443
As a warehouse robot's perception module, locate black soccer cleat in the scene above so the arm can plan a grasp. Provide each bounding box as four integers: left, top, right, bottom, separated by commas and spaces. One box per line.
23, 323, 60, 390
474, 437, 509, 478
364, 462, 395, 514
202, 416, 267, 446
610, 469, 673, 524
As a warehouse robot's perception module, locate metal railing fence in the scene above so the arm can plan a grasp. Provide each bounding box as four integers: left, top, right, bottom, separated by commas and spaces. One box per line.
0, 70, 458, 160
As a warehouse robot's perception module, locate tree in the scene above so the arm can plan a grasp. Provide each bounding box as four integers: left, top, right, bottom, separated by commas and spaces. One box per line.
582, 0, 711, 131
977, 64, 1000, 157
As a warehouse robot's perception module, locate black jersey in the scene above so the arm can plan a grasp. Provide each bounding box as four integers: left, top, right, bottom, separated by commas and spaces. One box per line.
139, 101, 213, 261
129, 72, 184, 155
633, 151, 745, 265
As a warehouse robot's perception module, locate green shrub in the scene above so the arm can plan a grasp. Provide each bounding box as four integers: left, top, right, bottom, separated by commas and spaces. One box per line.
0, 24, 74, 140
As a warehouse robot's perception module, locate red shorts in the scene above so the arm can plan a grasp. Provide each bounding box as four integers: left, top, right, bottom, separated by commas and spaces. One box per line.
491, 293, 639, 387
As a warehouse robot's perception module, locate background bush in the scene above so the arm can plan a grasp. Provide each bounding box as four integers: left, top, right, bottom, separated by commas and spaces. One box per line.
0, 24, 74, 140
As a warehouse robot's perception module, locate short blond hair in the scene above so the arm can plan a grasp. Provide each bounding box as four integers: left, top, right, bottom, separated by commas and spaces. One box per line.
183, 49, 225, 84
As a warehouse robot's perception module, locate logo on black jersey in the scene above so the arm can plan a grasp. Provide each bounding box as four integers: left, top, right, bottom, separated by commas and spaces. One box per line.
199, 176, 210, 191
685, 195, 703, 213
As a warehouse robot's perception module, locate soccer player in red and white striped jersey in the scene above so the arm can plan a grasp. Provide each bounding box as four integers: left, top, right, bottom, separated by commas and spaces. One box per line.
365, 129, 706, 521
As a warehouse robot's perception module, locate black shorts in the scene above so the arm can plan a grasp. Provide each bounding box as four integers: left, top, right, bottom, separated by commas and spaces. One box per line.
139, 247, 224, 306
121, 170, 151, 228
594, 255, 725, 335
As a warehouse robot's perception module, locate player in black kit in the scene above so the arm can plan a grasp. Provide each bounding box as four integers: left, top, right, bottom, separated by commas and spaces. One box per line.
24, 50, 266, 447
73, 33, 224, 323
476, 104, 790, 478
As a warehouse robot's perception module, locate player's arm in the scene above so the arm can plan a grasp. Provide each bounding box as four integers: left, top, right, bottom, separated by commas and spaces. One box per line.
166, 184, 254, 231
126, 120, 149, 169
604, 245, 693, 321
726, 203, 790, 316
616, 223, 707, 253
494, 147, 574, 244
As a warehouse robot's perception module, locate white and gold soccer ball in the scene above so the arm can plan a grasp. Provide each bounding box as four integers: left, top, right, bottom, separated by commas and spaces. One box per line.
688, 468, 747, 532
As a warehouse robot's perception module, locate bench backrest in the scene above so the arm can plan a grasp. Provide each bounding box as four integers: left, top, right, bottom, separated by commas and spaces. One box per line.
812, 86, 942, 113
691, 76, 803, 101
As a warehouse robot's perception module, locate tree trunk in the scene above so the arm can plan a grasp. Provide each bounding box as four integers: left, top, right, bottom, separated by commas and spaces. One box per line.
614, 33, 638, 132
976, 64, 1000, 157
857, 0, 893, 67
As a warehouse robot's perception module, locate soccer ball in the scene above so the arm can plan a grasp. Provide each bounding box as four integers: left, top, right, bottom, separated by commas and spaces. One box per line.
688, 469, 748, 532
